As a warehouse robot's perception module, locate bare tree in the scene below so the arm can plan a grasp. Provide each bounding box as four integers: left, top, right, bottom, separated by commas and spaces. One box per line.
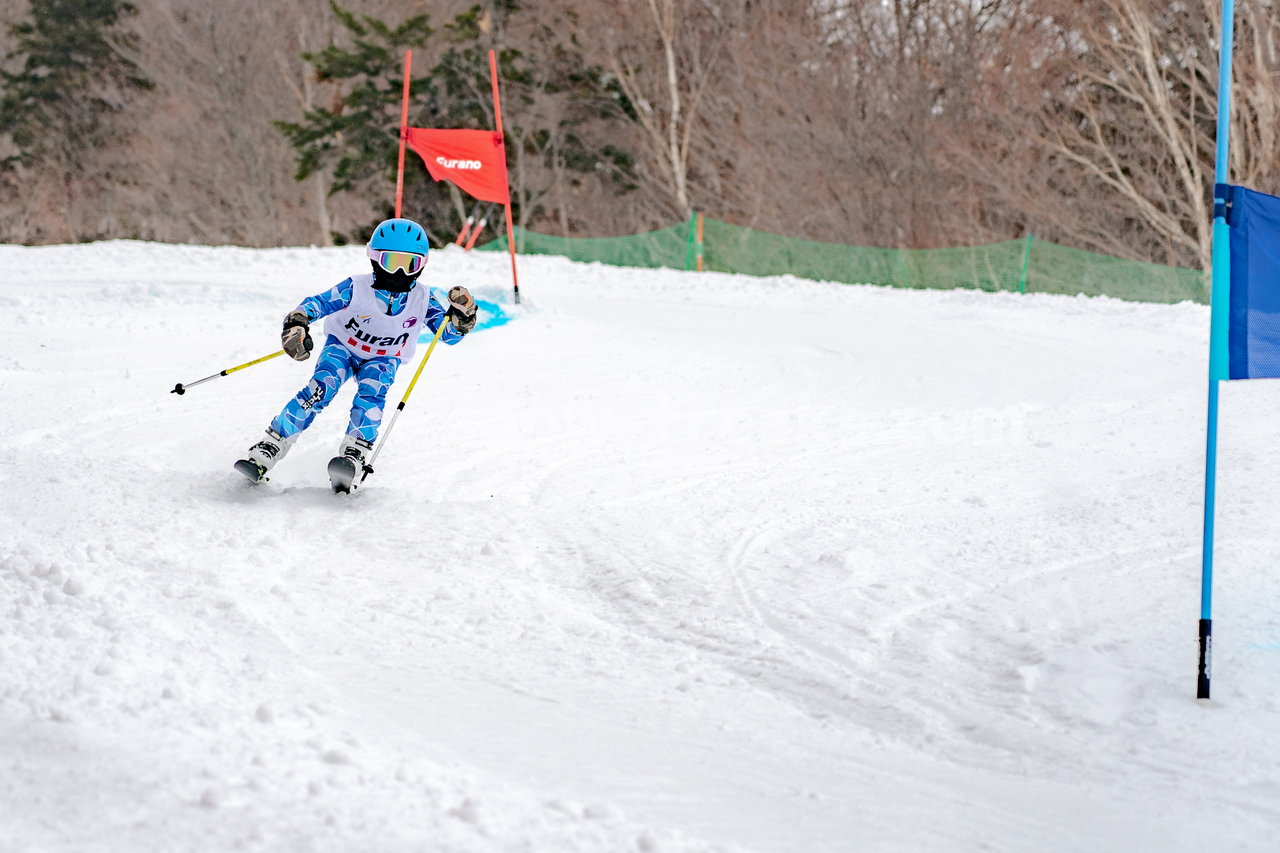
812, 0, 1028, 248
571, 0, 736, 226
123, 0, 415, 247
956, 0, 1280, 269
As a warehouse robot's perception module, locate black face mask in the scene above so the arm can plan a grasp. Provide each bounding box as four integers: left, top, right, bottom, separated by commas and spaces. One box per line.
371, 262, 420, 294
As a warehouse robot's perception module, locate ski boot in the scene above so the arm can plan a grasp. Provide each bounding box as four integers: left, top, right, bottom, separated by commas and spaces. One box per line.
328, 435, 373, 493
234, 428, 294, 483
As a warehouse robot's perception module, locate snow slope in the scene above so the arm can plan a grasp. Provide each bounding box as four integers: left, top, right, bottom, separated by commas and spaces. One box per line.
2, 240, 1279, 852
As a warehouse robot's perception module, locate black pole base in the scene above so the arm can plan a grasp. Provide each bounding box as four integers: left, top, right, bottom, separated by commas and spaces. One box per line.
171, 383, 186, 395
1197, 618, 1212, 699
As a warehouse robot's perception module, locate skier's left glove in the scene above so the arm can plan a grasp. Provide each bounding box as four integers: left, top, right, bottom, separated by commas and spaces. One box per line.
281, 310, 313, 361
446, 285, 477, 335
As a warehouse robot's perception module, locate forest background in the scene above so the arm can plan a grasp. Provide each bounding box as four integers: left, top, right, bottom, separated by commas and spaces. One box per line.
3, 0, 1279, 271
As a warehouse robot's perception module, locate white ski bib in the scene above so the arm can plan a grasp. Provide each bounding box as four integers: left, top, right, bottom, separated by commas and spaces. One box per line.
324, 274, 428, 361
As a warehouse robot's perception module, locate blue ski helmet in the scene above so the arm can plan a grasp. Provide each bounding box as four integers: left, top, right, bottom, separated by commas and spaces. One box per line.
367, 217, 429, 292
369, 217, 430, 255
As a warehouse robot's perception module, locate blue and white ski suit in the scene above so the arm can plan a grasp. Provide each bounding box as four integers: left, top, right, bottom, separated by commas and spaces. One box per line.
269, 274, 463, 443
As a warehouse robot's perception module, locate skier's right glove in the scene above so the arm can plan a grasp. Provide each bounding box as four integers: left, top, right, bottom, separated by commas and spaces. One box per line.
446, 285, 477, 336
281, 310, 313, 361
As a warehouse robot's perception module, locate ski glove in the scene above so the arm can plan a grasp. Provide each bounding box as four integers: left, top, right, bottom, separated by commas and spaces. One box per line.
446, 285, 477, 335
281, 310, 313, 361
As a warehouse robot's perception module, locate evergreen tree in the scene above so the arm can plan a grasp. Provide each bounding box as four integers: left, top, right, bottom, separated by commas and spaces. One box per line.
432, 5, 636, 237
274, 3, 436, 205
275, 1, 633, 244
0, 0, 151, 171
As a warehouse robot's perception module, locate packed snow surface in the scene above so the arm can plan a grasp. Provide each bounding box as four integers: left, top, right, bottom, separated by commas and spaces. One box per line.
2, 240, 1279, 852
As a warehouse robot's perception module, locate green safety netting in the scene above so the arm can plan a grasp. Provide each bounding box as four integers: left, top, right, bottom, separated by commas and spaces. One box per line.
479, 214, 1208, 305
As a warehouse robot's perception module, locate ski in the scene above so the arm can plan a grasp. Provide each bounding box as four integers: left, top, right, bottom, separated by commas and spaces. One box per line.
234, 458, 268, 483
327, 455, 359, 493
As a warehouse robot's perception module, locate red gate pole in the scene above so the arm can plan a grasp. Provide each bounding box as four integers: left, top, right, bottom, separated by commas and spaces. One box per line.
394, 50, 413, 218
454, 202, 481, 245
489, 49, 521, 304
464, 207, 490, 250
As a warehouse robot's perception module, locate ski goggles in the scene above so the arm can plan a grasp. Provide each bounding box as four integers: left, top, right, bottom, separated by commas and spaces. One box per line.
368, 247, 427, 275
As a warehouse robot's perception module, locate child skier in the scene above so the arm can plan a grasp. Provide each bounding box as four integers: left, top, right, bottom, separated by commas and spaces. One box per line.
234, 217, 476, 492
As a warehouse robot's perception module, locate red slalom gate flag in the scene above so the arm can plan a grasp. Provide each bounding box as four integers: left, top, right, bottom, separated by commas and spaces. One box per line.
405, 128, 509, 204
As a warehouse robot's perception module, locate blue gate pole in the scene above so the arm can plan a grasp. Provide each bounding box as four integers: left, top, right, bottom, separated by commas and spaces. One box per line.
1200, 0, 1236, 700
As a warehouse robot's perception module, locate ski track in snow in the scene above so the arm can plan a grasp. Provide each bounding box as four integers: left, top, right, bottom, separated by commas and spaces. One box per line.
2, 240, 1280, 851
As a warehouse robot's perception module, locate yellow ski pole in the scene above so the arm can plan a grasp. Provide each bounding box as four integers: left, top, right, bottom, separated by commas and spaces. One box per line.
171, 350, 287, 395
362, 319, 450, 481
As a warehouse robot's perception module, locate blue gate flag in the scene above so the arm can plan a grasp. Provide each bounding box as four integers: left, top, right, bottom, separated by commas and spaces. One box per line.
1227, 183, 1280, 379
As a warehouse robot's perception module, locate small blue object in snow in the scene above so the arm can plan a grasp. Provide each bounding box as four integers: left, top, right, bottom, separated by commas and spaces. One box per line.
419, 292, 513, 342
